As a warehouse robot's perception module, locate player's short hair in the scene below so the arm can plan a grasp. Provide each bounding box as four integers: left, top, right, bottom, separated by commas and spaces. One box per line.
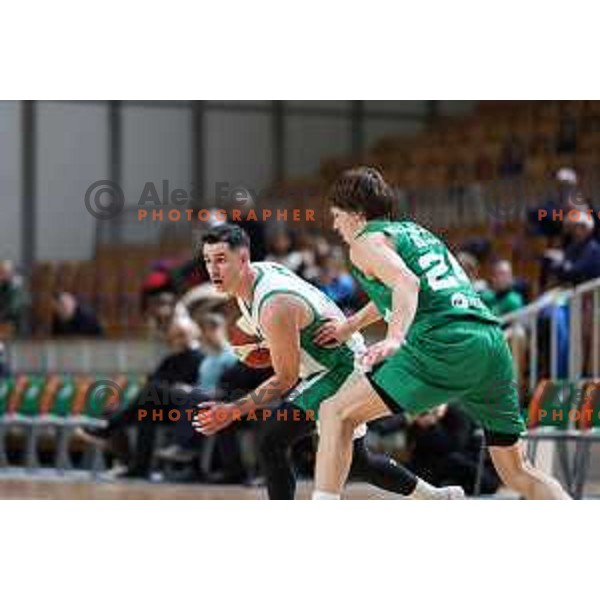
198, 224, 250, 258
328, 166, 396, 220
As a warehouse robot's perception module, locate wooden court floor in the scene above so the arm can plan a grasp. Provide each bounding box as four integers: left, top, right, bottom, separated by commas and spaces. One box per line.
0, 476, 406, 500
4, 474, 596, 499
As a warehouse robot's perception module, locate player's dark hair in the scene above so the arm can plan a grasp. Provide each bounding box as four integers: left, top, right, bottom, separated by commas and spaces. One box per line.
328, 166, 395, 220
202, 224, 250, 249
196, 224, 251, 264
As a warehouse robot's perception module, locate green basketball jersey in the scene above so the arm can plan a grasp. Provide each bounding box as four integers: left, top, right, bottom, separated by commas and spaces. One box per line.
352, 220, 499, 336
237, 262, 365, 379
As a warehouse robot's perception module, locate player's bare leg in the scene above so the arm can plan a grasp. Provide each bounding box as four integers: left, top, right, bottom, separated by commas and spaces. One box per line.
489, 443, 571, 499
314, 374, 394, 498
313, 374, 465, 499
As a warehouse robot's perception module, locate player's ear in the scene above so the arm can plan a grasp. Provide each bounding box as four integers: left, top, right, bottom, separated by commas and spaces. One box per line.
239, 246, 250, 263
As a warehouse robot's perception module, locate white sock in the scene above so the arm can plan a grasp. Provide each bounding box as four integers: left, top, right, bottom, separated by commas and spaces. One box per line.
312, 490, 341, 500
409, 479, 442, 500
409, 479, 464, 500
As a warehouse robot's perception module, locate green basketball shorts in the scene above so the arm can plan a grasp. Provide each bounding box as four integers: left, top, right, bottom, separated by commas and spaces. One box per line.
367, 320, 526, 440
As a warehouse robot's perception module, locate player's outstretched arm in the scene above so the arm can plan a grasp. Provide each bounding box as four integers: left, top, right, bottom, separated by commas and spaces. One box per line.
194, 295, 305, 435
352, 234, 420, 370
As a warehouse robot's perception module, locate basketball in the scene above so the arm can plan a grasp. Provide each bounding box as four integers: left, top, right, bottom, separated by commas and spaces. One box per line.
228, 314, 272, 369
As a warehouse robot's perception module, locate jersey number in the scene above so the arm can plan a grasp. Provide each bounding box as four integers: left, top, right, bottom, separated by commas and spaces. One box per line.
418, 252, 469, 291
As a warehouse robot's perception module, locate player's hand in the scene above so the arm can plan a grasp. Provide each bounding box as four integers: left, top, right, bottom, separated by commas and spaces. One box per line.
193, 401, 237, 436
313, 318, 352, 347
360, 338, 402, 371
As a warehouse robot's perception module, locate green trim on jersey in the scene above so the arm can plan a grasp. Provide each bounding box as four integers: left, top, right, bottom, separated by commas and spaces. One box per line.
248, 262, 363, 375
240, 265, 266, 315
257, 288, 355, 372
256, 289, 319, 324
300, 318, 355, 371
252, 265, 265, 297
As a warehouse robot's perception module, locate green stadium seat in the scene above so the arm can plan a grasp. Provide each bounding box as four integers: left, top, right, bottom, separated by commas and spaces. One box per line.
0, 375, 46, 469
81, 375, 123, 421
122, 375, 145, 408
570, 381, 600, 498
526, 379, 577, 432
16, 375, 46, 420
49, 377, 78, 419
524, 379, 581, 496
1, 372, 145, 473
0, 377, 14, 467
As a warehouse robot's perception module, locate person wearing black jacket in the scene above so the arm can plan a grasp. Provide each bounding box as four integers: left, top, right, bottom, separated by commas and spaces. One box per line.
407, 404, 500, 496
51, 292, 104, 337
550, 211, 600, 285
76, 319, 203, 478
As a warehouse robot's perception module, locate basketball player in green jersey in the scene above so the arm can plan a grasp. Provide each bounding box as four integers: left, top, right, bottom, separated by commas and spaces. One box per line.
312, 167, 569, 500
193, 224, 464, 499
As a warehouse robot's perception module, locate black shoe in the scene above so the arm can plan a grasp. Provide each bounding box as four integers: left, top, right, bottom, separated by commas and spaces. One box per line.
155, 444, 198, 464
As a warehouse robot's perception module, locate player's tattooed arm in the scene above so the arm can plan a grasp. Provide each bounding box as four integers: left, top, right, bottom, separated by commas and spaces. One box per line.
194, 295, 307, 436
352, 233, 420, 369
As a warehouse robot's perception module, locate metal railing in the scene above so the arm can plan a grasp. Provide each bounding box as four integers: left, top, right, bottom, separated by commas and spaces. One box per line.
502, 276, 600, 392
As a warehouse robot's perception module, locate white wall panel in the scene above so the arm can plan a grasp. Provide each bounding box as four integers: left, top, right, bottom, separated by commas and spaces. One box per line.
36, 102, 109, 259
0, 101, 21, 263
204, 110, 273, 202
286, 115, 351, 177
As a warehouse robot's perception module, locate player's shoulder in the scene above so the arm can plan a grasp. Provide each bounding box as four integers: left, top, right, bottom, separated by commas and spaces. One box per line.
252, 260, 297, 283
258, 290, 311, 332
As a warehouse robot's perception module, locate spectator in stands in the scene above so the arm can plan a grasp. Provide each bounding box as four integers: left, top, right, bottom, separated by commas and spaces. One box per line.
265, 228, 303, 272
298, 234, 332, 282
529, 167, 588, 238
76, 318, 203, 479
144, 291, 177, 335
315, 249, 358, 312
0, 260, 27, 334
51, 292, 104, 337
407, 404, 500, 496
457, 251, 489, 294
481, 260, 525, 316
140, 268, 177, 328
158, 314, 246, 481
546, 210, 600, 285
196, 313, 238, 396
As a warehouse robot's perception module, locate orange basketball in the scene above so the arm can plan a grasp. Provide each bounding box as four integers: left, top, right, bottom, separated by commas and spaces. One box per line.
227, 315, 271, 369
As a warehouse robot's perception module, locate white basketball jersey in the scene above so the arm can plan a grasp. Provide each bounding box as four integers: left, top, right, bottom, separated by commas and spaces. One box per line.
236, 262, 365, 379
